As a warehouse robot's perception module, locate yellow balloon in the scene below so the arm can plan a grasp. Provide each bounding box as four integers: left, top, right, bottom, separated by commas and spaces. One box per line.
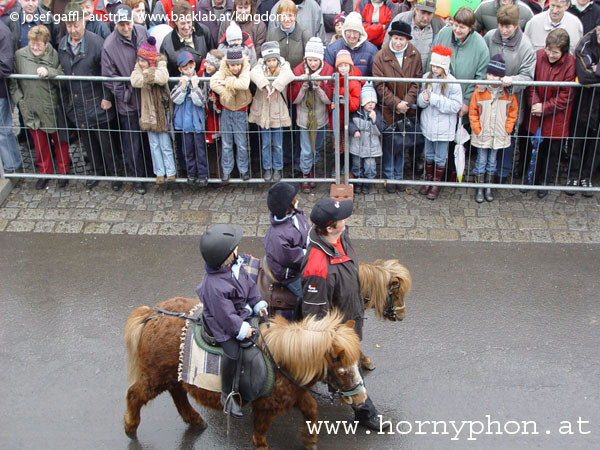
436, 0, 451, 18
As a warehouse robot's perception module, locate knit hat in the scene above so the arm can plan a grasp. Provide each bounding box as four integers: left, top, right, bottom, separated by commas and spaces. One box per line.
335, 49, 353, 68
360, 82, 377, 106
64, 1, 83, 22
138, 36, 158, 66
343, 12, 365, 35
261, 41, 280, 60
429, 45, 452, 74
267, 182, 300, 219
225, 22, 242, 44
114, 5, 133, 24
304, 37, 324, 60
487, 54, 506, 77
226, 45, 244, 64
205, 49, 224, 69
177, 51, 194, 67
334, 13, 346, 26
388, 20, 412, 39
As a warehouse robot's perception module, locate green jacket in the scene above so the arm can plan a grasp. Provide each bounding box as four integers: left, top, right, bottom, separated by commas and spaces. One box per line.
10, 45, 64, 132
430, 27, 490, 109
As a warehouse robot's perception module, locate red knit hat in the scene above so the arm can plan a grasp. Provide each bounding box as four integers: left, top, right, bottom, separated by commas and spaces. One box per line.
430, 45, 452, 74
138, 36, 158, 67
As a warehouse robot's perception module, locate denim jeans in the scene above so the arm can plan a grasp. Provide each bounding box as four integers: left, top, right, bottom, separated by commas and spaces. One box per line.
0, 98, 22, 171
299, 126, 325, 174
147, 132, 176, 177
382, 131, 404, 180
119, 112, 146, 177
260, 127, 283, 171
182, 132, 208, 178
221, 109, 249, 175
496, 136, 515, 178
474, 147, 499, 175
351, 155, 376, 179
423, 138, 449, 167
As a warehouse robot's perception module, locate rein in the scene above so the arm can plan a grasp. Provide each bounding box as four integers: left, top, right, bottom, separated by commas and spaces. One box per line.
143, 306, 201, 324
363, 284, 405, 321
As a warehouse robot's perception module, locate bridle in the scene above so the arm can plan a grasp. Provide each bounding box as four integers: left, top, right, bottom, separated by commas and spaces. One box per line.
363, 283, 405, 321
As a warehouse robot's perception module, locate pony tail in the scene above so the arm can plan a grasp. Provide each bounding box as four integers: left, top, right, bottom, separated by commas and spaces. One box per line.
124, 306, 154, 386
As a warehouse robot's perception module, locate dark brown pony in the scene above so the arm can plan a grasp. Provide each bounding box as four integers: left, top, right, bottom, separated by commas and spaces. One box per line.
124, 297, 366, 449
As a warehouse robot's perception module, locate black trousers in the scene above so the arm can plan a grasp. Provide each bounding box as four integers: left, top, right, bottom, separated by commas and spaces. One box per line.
79, 123, 123, 177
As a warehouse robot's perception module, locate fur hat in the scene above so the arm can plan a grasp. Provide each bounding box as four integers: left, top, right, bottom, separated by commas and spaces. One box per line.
225, 22, 243, 44
304, 37, 324, 60
267, 182, 300, 219
429, 45, 452, 74
487, 54, 506, 77
360, 82, 377, 106
138, 36, 158, 66
335, 49, 353, 68
388, 20, 412, 39
226, 45, 244, 64
261, 41, 280, 60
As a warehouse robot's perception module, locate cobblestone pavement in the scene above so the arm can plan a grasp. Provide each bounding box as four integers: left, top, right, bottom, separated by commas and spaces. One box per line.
1, 178, 599, 243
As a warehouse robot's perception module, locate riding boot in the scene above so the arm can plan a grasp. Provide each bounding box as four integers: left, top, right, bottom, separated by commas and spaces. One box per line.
220, 354, 244, 419
484, 173, 495, 202
475, 176, 485, 203
427, 165, 445, 200
419, 161, 434, 196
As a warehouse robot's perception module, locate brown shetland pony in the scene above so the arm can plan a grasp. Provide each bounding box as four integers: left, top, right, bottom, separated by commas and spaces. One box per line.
124, 297, 366, 449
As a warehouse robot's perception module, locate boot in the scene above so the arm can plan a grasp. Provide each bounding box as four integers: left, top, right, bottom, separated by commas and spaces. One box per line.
475, 176, 485, 203
220, 355, 243, 419
427, 165, 445, 200
484, 173, 495, 202
308, 168, 316, 188
419, 162, 434, 196
301, 172, 311, 193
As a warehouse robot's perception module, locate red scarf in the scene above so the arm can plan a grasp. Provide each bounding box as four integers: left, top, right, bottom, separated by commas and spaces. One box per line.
0, 0, 16, 16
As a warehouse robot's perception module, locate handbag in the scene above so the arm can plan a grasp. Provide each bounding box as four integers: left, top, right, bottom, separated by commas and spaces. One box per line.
385, 115, 424, 155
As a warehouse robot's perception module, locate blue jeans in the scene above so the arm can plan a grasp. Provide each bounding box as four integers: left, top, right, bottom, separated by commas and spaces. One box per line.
0, 98, 22, 171
474, 147, 499, 175
260, 127, 283, 171
182, 132, 208, 178
351, 155, 376, 179
382, 131, 404, 180
423, 139, 449, 167
221, 109, 249, 175
299, 126, 325, 174
148, 132, 175, 177
286, 278, 302, 299
496, 136, 515, 178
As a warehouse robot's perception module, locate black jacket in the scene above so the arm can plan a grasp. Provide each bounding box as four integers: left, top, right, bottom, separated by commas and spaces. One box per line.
160, 23, 215, 79
568, 3, 600, 35
0, 19, 14, 99
575, 29, 600, 125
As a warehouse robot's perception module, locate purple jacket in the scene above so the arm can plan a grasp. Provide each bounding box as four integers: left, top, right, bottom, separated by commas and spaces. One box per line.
197, 262, 266, 343
101, 25, 149, 115
263, 210, 310, 285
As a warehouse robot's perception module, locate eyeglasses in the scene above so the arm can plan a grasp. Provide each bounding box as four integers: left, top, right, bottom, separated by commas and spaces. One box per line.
545, 49, 561, 57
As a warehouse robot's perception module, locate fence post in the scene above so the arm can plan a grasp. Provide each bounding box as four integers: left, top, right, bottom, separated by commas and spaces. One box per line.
333, 72, 340, 185
343, 73, 350, 183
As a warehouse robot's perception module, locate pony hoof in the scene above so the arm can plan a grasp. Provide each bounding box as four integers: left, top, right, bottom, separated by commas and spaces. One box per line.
189, 419, 208, 431
360, 355, 376, 371
125, 429, 138, 440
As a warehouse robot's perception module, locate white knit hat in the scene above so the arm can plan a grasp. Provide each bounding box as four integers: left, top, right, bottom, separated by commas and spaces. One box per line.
429, 45, 452, 75
343, 12, 365, 35
261, 41, 280, 60
304, 37, 324, 60
226, 22, 242, 44
360, 82, 377, 106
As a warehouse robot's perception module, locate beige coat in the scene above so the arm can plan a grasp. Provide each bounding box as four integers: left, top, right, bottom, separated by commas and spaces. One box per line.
209, 58, 252, 111
130, 55, 171, 133
248, 58, 294, 129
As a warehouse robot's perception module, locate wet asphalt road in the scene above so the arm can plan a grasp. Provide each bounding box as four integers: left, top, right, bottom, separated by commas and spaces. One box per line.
0, 233, 599, 450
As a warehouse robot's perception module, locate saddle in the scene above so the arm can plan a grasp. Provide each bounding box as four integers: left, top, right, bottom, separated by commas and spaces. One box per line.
195, 316, 275, 402
257, 257, 298, 311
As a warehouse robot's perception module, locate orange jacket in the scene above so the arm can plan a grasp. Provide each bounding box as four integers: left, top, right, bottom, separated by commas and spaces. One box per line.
469, 86, 518, 150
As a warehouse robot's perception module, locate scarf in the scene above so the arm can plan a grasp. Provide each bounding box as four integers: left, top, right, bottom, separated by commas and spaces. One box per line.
389, 41, 407, 68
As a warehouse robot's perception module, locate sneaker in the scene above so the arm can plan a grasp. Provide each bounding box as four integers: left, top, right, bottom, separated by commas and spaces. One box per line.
57, 179, 68, 188
272, 170, 282, 182
581, 179, 594, 198
35, 178, 49, 190
133, 182, 146, 195
221, 172, 230, 184
240, 171, 250, 181
565, 178, 578, 196
111, 181, 123, 191
396, 184, 405, 193
263, 169, 272, 182
386, 183, 396, 194
187, 177, 198, 186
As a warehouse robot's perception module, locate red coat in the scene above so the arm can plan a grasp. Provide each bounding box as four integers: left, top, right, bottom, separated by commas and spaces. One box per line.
527, 49, 576, 139
198, 61, 221, 144
356, 0, 398, 48
330, 66, 362, 133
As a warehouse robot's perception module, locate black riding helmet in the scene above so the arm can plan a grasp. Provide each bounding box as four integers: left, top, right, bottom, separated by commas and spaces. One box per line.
200, 224, 243, 268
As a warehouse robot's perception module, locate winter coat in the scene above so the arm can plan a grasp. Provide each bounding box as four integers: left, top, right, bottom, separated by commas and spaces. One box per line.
0, 20, 14, 99
130, 55, 171, 133
217, 31, 257, 68
290, 60, 334, 129
219, 18, 267, 56
526, 49, 576, 139
431, 27, 490, 110
324, 26, 379, 76
263, 210, 310, 286
10, 44, 64, 132
265, 23, 312, 70
372, 41, 422, 126
248, 58, 294, 128
301, 227, 364, 340
575, 29, 600, 131
58, 31, 115, 128
348, 106, 386, 157
474, 0, 534, 35
524, 11, 583, 55
568, 2, 600, 35
170, 78, 206, 133
199, 62, 221, 143
483, 28, 536, 97
101, 25, 149, 116
209, 58, 252, 111
196, 0, 234, 44
356, 0, 399, 48
197, 262, 264, 343
417, 73, 463, 142
469, 85, 519, 150
331, 67, 362, 130
267, 0, 326, 43
160, 23, 215, 78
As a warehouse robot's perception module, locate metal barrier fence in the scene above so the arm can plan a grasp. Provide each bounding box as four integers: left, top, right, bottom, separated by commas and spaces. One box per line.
1, 74, 599, 196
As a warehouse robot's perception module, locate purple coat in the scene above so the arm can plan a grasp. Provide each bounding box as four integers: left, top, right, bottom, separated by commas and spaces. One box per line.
197, 263, 264, 343
101, 25, 149, 116
263, 210, 310, 285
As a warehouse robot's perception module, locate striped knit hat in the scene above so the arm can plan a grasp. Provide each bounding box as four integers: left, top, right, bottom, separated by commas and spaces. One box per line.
261, 41, 280, 60
138, 36, 158, 67
335, 49, 353, 68
487, 54, 506, 77
304, 37, 324, 60
226, 45, 244, 64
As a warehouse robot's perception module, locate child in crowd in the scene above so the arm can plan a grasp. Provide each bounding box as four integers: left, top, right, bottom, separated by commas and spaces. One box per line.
198, 224, 268, 419
249, 41, 294, 182
130, 36, 175, 184
10, 25, 70, 190
469, 54, 518, 203
348, 82, 386, 194
199, 50, 224, 179
417, 45, 463, 201
209, 46, 252, 182
329, 13, 346, 45
218, 21, 257, 68
290, 37, 334, 193
170, 51, 209, 187
263, 182, 310, 307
